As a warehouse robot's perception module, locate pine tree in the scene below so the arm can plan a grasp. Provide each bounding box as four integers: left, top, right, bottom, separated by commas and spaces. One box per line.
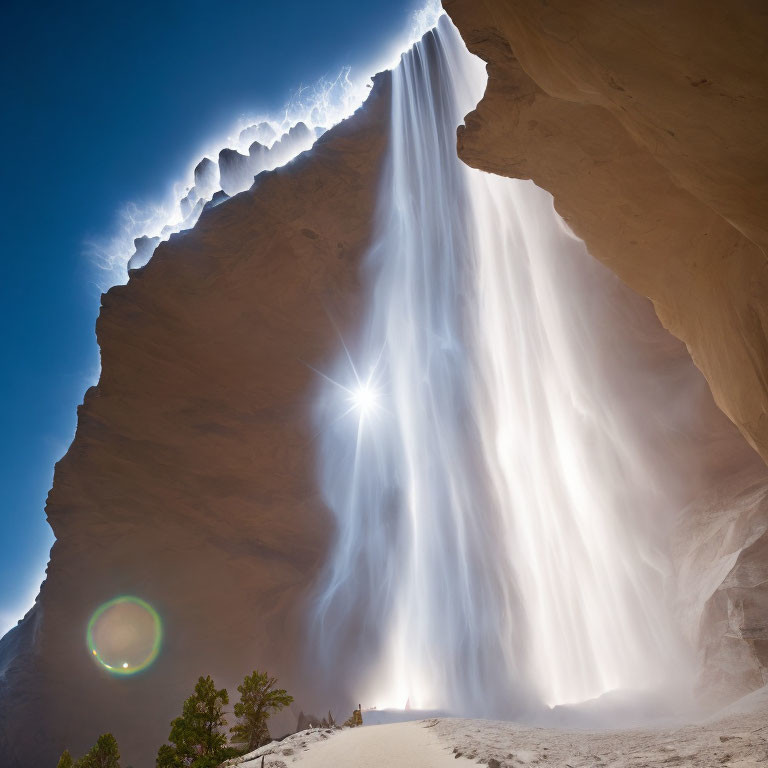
156, 675, 230, 768
155, 744, 179, 768
57, 750, 75, 768
230, 670, 293, 753
74, 733, 120, 768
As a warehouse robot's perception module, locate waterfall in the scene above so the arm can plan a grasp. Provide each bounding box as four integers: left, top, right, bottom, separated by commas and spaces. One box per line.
311, 15, 688, 717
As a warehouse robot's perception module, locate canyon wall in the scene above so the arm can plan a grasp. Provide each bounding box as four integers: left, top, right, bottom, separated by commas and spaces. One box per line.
443, 0, 768, 464
443, 0, 768, 702
0, 73, 391, 768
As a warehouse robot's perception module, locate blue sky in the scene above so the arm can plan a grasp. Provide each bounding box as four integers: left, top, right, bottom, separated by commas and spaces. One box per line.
0, 0, 423, 635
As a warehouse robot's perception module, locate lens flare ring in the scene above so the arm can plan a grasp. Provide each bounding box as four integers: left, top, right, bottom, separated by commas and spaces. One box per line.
87, 596, 162, 676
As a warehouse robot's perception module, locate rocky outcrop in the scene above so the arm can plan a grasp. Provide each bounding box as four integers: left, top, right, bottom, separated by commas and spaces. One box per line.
239, 121, 277, 147
674, 469, 768, 703
443, 0, 768, 464
0, 73, 391, 768
127, 235, 161, 271
218, 147, 255, 195
218, 122, 316, 196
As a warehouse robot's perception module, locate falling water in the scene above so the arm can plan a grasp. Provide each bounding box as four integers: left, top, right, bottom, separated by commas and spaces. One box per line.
312, 16, 688, 717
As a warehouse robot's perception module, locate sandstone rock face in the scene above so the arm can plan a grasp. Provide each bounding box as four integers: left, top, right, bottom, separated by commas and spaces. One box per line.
443, 0, 768, 464
443, 0, 768, 704
674, 469, 768, 704
0, 73, 391, 768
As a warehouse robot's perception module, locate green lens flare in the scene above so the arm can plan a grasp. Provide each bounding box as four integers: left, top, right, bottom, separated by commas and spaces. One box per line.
87, 596, 162, 676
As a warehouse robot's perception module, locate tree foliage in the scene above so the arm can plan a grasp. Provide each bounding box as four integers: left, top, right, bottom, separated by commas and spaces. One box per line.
230, 670, 294, 753
156, 675, 232, 768
59, 733, 120, 768
80, 733, 121, 768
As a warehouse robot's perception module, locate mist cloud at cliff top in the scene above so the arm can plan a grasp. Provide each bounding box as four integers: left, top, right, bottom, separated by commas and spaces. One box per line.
0, 0, 440, 638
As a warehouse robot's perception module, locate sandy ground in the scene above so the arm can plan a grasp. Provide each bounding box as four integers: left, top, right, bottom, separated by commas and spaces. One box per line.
430, 712, 768, 768
227, 721, 460, 767
228, 687, 768, 768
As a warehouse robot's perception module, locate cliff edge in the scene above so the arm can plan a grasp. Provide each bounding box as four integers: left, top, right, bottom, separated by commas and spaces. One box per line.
0, 73, 391, 768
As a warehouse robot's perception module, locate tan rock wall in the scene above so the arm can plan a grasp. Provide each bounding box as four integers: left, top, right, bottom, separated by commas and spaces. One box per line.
673, 469, 768, 703
443, 0, 768, 464
0, 73, 391, 768
443, 0, 768, 704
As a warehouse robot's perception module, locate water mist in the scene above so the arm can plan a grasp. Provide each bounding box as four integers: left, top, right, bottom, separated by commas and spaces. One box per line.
311, 15, 690, 719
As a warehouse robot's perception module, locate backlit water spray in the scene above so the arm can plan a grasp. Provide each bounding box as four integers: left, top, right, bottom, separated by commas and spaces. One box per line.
312, 16, 689, 717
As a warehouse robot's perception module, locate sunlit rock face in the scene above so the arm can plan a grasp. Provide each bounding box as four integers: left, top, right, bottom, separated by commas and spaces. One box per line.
0, 73, 391, 768
443, 0, 768, 466
442, 0, 768, 703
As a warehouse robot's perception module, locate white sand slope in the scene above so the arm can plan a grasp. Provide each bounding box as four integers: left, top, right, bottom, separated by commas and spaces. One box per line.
230, 687, 768, 768
229, 721, 464, 767
293, 721, 460, 767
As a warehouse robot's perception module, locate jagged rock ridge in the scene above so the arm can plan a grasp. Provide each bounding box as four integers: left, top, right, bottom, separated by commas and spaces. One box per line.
128, 122, 319, 271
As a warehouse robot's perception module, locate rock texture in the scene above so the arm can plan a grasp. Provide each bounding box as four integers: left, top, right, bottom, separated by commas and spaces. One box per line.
431, 692, 768, 768
0, 73, 391, 768
443, 0, 768, 703
674, 469, 768, 702
443, 0, 768, 464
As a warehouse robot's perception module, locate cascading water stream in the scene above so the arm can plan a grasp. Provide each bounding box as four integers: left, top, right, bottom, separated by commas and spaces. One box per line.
312, 15, 689, 717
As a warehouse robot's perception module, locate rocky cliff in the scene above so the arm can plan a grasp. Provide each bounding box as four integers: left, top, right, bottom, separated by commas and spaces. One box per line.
443, 0, 768, 702
0, 73, 391, 768
443, 0, 768, 465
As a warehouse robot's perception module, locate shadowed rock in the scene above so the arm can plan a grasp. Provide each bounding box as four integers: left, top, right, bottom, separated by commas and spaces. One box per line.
0, 71, 392, 768
127, 235, 161, 271
193, 156, 218, 197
